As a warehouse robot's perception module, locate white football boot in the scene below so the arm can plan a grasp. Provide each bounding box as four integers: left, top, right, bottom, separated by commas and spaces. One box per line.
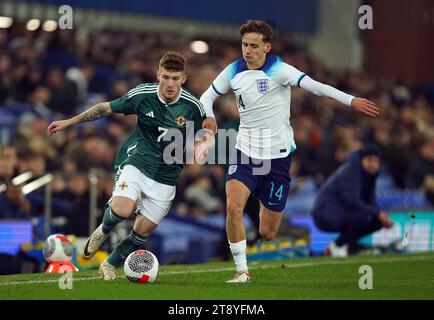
328, 241, 349, 258
226, 271, 251, 283
83, 224, 108, 259
99, 259, 116, 281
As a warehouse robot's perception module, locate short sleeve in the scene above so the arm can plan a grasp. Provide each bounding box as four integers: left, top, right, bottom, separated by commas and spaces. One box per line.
211, 64, 232, 95
109, 85, 146, 115
109, 95, 137, 115
274, 62, 306, 87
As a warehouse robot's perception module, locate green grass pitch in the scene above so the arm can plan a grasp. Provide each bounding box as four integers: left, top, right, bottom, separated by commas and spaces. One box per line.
0, 252, 433, 300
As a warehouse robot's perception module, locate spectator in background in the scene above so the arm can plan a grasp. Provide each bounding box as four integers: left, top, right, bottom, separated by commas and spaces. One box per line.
66, 62, 95, 105
18, 63, 44, 103
406, 137, 434, 189
13, 112, 55, 174
383, 127, 412, 188
109, 80, 130, 101
0, 180, 32, 219
292, 115, 323, 177
0, 53, 13, 104
46, 66, 78, 115
29, 86, 52, 118
82, 135, 116, 171
311, 145, 394, 257
9, 63, 28, 103
0, 146, 18, 182
0, 157, 14, 184
317, 126, 362, 180
184, 173, 222, 216
64, 174, 90, 236
105, 118, 129, 145
14, 149, 47, 177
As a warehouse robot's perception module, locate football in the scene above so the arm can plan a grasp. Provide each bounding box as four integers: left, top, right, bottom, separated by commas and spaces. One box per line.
43, 234, 74, 262
124, 250, 159, 283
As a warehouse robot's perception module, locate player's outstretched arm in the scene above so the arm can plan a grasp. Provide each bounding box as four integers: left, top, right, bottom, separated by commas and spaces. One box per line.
299, 76, 380, 117
47, 102, 113, 136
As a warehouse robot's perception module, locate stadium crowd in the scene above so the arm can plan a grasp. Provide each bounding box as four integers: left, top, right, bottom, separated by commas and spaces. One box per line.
1, 22, 434, 236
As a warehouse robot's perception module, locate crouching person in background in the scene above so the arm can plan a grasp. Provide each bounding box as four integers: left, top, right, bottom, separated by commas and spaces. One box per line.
311, 145, 393, 257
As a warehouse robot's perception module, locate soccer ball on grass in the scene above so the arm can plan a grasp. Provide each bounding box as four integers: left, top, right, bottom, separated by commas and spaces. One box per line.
124, 250, 159, 283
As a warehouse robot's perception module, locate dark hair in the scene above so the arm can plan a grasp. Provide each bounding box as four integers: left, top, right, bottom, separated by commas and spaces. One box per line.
159, 52, 186, 72
360, 144, 381, 159
239, 19, 273, 43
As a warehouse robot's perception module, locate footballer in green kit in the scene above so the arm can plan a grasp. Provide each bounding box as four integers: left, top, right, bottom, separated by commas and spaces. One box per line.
47, 52, 214, 280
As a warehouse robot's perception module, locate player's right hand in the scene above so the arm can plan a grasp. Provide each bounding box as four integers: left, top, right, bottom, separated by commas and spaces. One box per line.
202, 117, 218, 135
378, 211, 393, 229
47, 120, 72, 136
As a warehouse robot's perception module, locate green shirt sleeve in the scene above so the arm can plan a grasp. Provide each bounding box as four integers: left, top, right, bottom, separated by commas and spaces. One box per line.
109, 94, 138, 115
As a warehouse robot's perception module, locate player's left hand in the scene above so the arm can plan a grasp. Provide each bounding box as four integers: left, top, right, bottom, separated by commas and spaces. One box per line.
351, 98, 380, 117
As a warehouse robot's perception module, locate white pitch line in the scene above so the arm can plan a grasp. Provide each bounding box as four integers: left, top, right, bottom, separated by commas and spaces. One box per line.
0, 254, 432, 287
0, 276, 102, 287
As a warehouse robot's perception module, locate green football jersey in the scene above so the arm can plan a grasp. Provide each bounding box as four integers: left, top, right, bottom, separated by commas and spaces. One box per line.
113, 128, 140, 172
110, 83, 206, 186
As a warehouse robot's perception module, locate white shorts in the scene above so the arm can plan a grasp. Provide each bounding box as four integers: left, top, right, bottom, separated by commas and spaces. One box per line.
111, 165, 176, 225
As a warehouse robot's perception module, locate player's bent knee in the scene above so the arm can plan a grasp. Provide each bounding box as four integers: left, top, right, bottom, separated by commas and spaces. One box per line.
111, 198, 135, 218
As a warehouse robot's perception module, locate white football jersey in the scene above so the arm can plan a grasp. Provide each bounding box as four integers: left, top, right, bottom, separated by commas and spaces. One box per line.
212, 54, 305, 159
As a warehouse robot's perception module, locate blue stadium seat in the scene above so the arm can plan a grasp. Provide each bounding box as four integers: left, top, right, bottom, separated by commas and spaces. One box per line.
376, 174, 397, 189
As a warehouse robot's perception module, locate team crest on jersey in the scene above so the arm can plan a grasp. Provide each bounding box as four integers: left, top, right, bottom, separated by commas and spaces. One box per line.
228, 165, 238, 175
176, 115, 186, 127
119, 182, 128, 191
257, 79, 269, 94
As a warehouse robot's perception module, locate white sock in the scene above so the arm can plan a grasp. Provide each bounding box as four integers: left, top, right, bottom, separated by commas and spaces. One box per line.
229, 239, 248, 272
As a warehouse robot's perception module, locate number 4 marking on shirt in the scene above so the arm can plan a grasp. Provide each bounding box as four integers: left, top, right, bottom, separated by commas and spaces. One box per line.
238, 94, 245, 109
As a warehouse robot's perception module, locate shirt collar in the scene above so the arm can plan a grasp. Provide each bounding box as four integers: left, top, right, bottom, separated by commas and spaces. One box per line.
157, 84, 182, 105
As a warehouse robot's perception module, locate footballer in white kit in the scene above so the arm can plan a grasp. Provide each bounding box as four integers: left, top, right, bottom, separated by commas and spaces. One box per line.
211, 53, 304, 160
200, 20, 380, 283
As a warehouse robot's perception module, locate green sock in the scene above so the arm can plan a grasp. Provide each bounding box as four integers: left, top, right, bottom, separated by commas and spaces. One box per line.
107, 231, 147, 266
102, 207, 125, 235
